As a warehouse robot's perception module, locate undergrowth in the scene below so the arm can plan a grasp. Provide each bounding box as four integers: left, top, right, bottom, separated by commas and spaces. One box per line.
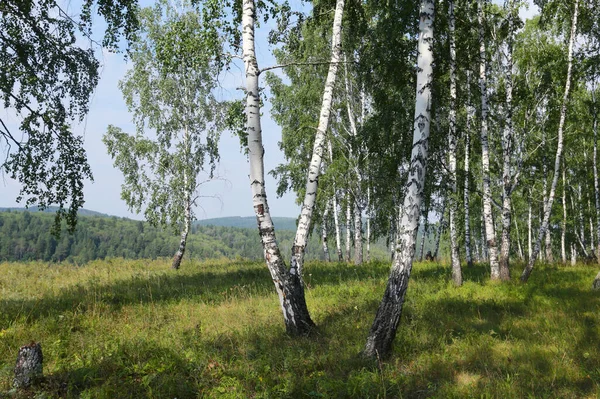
1, 258, 599, 398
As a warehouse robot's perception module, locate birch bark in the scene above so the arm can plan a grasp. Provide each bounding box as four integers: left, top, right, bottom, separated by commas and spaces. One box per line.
521, 0, 578, 282
322, 204, 331, 261
464, 71, 474, 267
354, 202, 363, 264
448, 0, 461, 285
434, 199, 446, 260
367, 186, 371, 262
346, 196, 352, 261
364, 0, 434, 358
593, 87, 600, 262
478, 0, 500, 279
562, 165, 567, 263
499, 0, 514, 281
172, 127, 192, 270
291, 0, 345, 275
243, 0, 314, 334
328, 140, 344, 261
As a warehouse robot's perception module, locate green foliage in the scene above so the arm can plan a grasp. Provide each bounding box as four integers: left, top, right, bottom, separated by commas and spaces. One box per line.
0, 210, 393, 264
103, 0, 226, 231
0, 0, 137, 233
1, 259, 600, 397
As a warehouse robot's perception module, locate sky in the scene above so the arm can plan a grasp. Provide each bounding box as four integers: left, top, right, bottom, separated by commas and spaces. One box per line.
0, 0, 539, 221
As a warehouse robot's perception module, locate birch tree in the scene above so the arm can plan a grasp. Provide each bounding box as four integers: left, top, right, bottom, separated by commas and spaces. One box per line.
478, 0, 501, 280
242, 0, 315, 334
103, 0, 224, 270
498, 0, 517, 281
521, 0, 579, 282
364, 0, 434, 358
291, 0, 345, 275
447, 0, 462, 286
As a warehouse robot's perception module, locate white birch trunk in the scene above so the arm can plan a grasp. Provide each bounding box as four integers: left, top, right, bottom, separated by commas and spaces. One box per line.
521, 0, 578, 282
367, 186, 371, 262
464, 71, 474, 267
578, 184, 587, 253
514, 212, 524, 260
448, 0, 461, 285
528, 193, 532, 261
571, 243, 577, 266
593, 271, 600, 290
434, 199, 446, 260
291, 0, 345, 275
242, 0, 314, 334
354, 202, 363, 264
562, 165, 567, 263
346, 195, 352, 261
328, 141, 344, 261
478, 0, 500, 279
322, 204, 331, 261
593, 88, 600, 263
499, 0, 514, 281
172, 127, 192, 270
418, 210, 428, 261
543, 161, 553, 261
364, 0, 434, 358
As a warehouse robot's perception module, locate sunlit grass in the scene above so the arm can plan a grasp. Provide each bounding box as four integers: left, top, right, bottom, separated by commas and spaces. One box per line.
1, 258, 599, 398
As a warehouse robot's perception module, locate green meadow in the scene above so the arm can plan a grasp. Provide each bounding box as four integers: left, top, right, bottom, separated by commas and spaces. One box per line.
1, 259, 600, 398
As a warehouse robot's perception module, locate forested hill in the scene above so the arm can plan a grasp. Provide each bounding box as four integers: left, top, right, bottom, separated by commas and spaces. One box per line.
0, 206, 109, 218
0, 210, 390, 264
196, 216, 298, 231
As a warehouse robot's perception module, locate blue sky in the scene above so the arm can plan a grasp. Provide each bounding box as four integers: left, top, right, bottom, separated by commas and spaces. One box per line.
0, 0, 538, 220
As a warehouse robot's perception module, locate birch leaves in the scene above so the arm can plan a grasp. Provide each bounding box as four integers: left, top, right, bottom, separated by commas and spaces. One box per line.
104, 0, 225, 263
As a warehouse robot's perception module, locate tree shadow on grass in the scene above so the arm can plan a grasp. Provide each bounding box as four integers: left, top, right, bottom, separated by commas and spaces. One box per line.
0, 260, 390, 329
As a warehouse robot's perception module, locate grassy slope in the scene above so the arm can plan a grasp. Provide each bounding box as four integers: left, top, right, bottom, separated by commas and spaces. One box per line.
1, 259, 599, 398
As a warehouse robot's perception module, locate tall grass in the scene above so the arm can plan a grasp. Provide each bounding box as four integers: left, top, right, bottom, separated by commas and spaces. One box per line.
1, 258, 599, 398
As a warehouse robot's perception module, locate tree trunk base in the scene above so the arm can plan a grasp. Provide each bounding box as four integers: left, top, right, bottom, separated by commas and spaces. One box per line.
593, 271, 600, 290
14, 342, 43, 388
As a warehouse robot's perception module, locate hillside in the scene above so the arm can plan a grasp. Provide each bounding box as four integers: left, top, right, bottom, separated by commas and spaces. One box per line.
0, 210, 392, 264
196, 216, 298, 231
0, 206, 110, 218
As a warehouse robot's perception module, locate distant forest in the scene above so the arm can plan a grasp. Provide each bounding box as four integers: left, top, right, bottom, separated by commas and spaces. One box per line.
0, 210, 394, 264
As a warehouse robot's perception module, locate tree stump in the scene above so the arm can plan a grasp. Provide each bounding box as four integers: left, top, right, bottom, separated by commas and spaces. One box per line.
14, 342, 43, 388
593, 271, 600, 291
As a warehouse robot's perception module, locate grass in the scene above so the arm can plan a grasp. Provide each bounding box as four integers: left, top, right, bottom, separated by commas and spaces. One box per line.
1, 258, 600, 398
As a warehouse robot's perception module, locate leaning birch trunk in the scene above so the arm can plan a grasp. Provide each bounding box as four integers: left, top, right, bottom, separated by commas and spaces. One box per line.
521, 0, 578, 282
172, 199, 190, 270
354, 202, 363, 264
562, 164, 567, 263
322, 204, 331, 261
593, 88, 600, 263
447, 0, 461, 285
172, 137, 192, 270
346, 195, 352, 262
499, 0, 514, 281
464, 70, 474, 267
242, 0, 314, 334
478, 0, 500, 279
364, 0, 434, 358
291, 0, 345, 276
